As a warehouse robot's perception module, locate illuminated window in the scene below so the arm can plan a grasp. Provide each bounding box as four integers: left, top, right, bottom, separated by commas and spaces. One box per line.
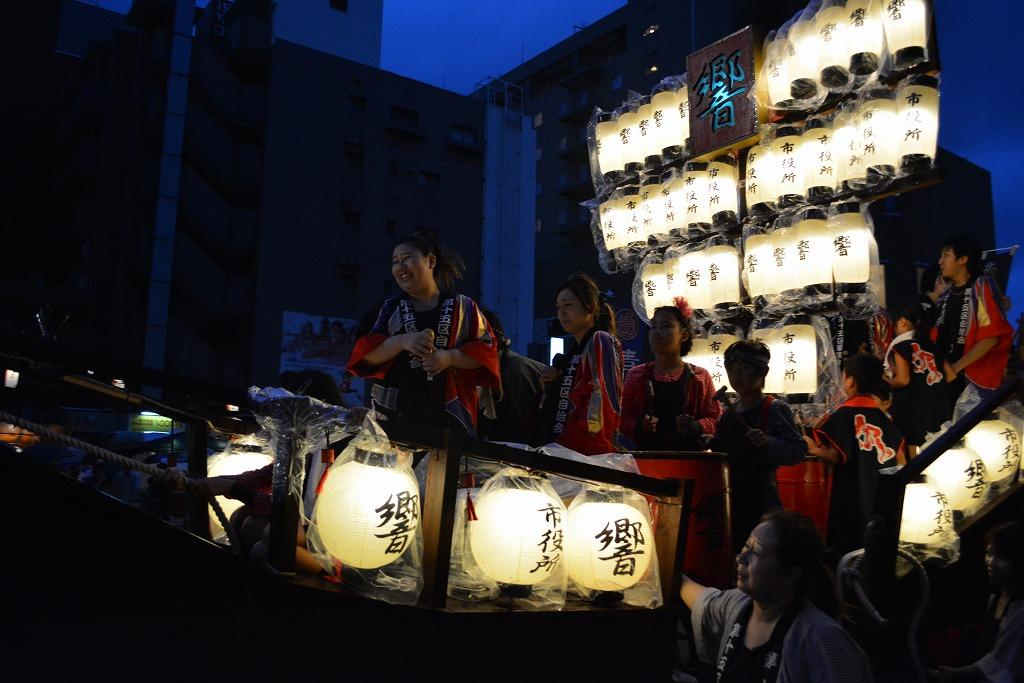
643, 24, 659, 37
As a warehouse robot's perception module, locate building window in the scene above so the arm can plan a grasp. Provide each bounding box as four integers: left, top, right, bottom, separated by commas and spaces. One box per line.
644, 50, 659, 73
642, 24, 659, 37
390, 105, 420, 128
386, 219, 397, 234
533, 112, 543, 128
610, 74, 623, 90
342, 211, 361, 230
416, 170, 440, 188
348, 95, 366, 113
344, 150, 364, 171
329, 0, 348, 12
450, 124, 477, 145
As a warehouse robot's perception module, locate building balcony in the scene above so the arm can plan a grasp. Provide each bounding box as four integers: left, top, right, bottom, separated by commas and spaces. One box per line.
557, 97, 595, 125
556, 135, 590, 164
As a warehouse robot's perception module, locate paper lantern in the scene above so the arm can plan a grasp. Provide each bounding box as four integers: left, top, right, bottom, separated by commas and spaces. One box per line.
638, 260, 672, 321
617, 108, 642, 174
801, 116, 835, 201
833, 102, 866, 192
815, 1, 852, 89
899, 482, 953, 545
595, 112, 623, 178
860, 87, 899, 181
689, 333, 742, 391
772, 126, 804, 207
316, 457, 421, 569
651, 85, 689, 158
676, 249, 710, 310
707, 157, 739, 228
793, 208, 834, 296
207, 449, 275, 540
744, 232, 776, 298
619, 185, 643, 246
566, 498, 653, 591
598, 193, 626, 251
764, 33, 794, 108
683, 161, 712, 233
896, 75, 939, 175
744, 137, 775, 214
787, 8, 821, 101
468, 473, 567, 588
774, 324, 818, 395
635, 99, 660, 166
660, 169, 687, 236
829, 201, 875, 286
844, 0, 885, 76
964, 418, 1022, 486
705, 244, 742, 308
925, 445, 990, 515
769, 224, 799, 295
639, 175, 663, 243
881, 0, 930, 71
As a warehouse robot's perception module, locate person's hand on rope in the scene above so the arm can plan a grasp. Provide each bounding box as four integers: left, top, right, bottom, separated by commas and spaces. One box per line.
200, 476, 235, 497
160, 467, 189, 492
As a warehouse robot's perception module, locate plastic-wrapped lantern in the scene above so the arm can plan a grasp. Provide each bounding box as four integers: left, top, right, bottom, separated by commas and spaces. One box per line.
316, 454, 421, 569
844, 0, 886, 77
815, 0, 851, 89
964, 418, 1022, 487
595, 112, 623, 180
833, 102, 866, 193
769, 223, 799, 295
801, 116, 835, 202
772, 125, 804, 208
566, 491, 653, 592
896, 75, 939, 175
639, 175, 664, 243
744, 136, 775, 215
619, 185, 643, 247
829, 201, 876, 293
764, 32, 794, 108
860, 87, 899, 183
705, 243, 742, 310
468, 470, 567, 592
707, 156, 739, 229
617, 108, 643, 175
924, 444, 990, 516
598, 192, 626, 251
899, 481, 953, 546
660, 169, 686, 237
683, 161, 712, 234
638, 260, 671, 321
744, 232, 776, 298
881, 0, 930, 71
676, 248, 709, 310
635, 98, 660, 168
690, 333, 742, 391
793, 207, 833, 296
207, 448, 275, 540
787, 7, 821, 102
651, 85, 689, 159
775, 323, 818, 396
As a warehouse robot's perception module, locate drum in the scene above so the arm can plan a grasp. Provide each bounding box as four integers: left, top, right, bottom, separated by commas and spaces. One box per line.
775, 458, 832, 538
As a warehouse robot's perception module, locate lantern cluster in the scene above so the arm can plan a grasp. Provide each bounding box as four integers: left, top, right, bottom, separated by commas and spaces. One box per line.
206, 445, 275, 541
761, 0, 933, 112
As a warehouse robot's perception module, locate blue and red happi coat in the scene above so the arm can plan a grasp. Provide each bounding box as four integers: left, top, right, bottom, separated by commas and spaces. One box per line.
347, 294, 500, 436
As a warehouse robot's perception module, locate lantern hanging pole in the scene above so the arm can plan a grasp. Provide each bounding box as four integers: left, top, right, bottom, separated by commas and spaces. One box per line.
654, 477, 695, 607
419, 428, 465, 609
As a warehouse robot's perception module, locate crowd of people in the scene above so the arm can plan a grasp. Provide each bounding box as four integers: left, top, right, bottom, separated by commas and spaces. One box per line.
188, 230, 1018, 680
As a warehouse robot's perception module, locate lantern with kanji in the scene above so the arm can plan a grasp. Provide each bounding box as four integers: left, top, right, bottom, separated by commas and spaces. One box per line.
788, 6, 822, 102
683, 161, 712, 235
650, 83, 689, 159
764, 31, 794, 108
924, 443, 990, 517
744, 135, 775, 215
860, 87, 900, 183
744, 231, 777, 299
705, 242, 743, 310
899, 481, 954, 546
598, 191, 627, 251
675, 248, 709, 311
637, 259, 673, 321
595, 112, 623, 181
844, 0, 886, 77
829, 200, 877, 296
635, 97, 661, 168
881, 0, 931, 71
896, 74, 939, 175
707, 156, 740, 229
815, 0, 852, 89
793, 206, 834, 299
768, 220, 799, 296
639, 175, 664, 243
617, 106, 643, 175
964, 417, 1021, 489
833, 101, 866, 192
801, 116, 835, 201
772, 125, 804, 208
660, 167, 687, 237
689, 332, 742, 392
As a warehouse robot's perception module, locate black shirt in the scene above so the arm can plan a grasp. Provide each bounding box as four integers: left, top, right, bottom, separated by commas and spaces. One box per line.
937, 283, 969, 364
377, 305, 447, 431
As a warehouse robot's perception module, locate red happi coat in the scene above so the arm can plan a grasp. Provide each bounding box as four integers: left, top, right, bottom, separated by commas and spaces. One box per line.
348, 294, 500, 436
930, 275, 1013, 390
551, 330, 624, 455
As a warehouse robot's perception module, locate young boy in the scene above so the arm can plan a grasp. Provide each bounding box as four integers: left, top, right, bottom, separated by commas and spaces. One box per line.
886, 302, 950, 450
714, 339, 807, 553
806, 352, 907, 557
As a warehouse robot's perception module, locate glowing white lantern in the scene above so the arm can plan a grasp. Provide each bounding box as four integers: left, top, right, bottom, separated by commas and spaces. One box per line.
676, 249, 709, 310
744, 137, 775, 214
769, 224, 799, 295
829, 201, 875, 287
599, 193, 626, 251
468, 470, 567, 588
651, 85, 689, 157
639, 175, 663, 242
677, 85, 691, 151
635, 99, 660, 164
816, 1, 851, 89
617, 108, 642, 174
881, 0, 930, 71
621, 185, 644, 245
315, 456, 421, 569
793, 208, 834, 294
801, 116, 835, 201
764, 32, 794, 108
566, 495, 653, 592
596, 112, 623, 178
964, 418, 1022, 486
844, 0, 885, 77
899, 482, 953, 545
660, 169, 687, 235
744, 232, 776, 297
788, 8, 821, 102
705, 244, 742, 308
924, 444, 990, 516
638, 260, 672, 321
207, 448, 275, 540
896, 75, 939, 175
683, 161, 712, 232
775, 323, 818, 395
772, 126, 804, 207
833, 102, 866, 192
707, 157, 739, 228
689, 333, 742, 391
860, 87, 899, 181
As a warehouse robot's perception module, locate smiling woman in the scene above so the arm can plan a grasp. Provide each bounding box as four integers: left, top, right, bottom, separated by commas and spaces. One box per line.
347, 232, 500, 435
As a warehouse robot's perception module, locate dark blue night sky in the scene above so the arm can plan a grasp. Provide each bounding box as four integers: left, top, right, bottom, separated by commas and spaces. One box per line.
97, 0, 1023, 325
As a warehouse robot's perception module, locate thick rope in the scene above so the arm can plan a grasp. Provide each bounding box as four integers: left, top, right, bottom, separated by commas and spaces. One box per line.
0, 410, 243, 557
